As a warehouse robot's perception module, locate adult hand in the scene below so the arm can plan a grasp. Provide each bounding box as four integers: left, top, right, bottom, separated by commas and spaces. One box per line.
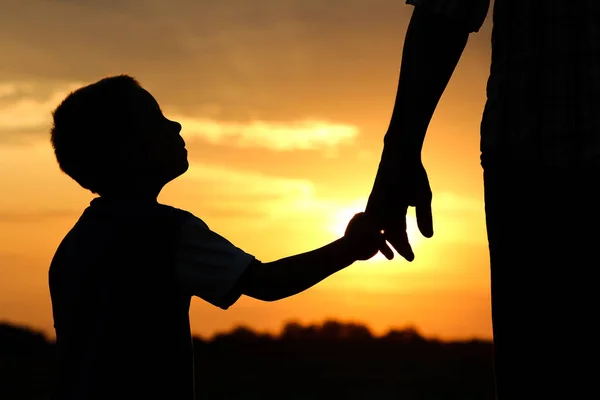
365, 147, 433, 261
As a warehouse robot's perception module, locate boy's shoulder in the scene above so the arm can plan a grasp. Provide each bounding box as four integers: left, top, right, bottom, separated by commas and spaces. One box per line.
61, 198, 199, 247
51, 200, 202, 268
69, 198, 220, 245
83, 197, 193, 220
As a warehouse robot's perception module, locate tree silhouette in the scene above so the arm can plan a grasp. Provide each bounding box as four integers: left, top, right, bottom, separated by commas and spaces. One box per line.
0, 320, 495, 400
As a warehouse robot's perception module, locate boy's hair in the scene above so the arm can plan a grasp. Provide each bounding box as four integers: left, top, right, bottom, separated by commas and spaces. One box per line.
50, 74, 142, 194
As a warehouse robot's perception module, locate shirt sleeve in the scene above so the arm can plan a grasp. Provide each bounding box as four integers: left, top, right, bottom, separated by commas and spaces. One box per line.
406, 0, 490, 33
175, 214, 255, 310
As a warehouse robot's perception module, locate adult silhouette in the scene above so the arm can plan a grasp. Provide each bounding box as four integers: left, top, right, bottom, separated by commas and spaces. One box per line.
366, 1, 600, 398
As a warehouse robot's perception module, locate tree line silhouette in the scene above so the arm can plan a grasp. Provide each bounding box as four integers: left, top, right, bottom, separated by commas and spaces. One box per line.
0, 320, 494, 399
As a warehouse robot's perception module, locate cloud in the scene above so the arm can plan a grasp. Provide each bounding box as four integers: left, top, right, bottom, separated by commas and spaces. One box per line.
178, 116, 357, 150
0, 0, 493, 133
182, 164, 483, 219
172, 162, 345, 228
0, 81, 82, 143
0, 0, 414, 125
182, 163, 315, 210
0, 81, 358, 151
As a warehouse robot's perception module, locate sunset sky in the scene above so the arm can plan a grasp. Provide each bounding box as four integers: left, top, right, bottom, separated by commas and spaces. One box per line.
0, 0, 494, 340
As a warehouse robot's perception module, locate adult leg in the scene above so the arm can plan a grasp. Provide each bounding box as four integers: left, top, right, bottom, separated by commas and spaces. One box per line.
484, 165, 599, 399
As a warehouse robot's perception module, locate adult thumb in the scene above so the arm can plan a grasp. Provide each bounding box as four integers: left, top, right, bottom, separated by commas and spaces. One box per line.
416, 202, 434, 238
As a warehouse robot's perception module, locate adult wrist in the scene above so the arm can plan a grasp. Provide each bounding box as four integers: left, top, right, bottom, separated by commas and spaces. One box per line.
380, 142, 422, 166
383, 129, 423, 161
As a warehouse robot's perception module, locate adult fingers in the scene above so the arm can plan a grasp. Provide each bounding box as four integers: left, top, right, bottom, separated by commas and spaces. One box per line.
384, 223, 414, 262
415, 201, 434, 238
379, 240, 395, 260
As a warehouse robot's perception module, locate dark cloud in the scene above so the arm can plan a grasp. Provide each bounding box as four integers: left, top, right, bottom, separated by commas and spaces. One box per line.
0, 0, 493, 145
0, 0, 414, 122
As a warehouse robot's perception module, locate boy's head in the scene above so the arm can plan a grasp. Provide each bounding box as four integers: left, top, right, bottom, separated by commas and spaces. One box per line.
50, 74, 188, 196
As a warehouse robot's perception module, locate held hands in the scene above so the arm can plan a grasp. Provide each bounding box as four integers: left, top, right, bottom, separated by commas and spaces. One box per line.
365, 151, 434, 262
343, 212, 392, 261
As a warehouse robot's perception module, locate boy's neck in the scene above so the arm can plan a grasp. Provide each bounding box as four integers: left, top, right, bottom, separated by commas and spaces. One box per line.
100, 186, 162, 203
101, 194, 158, 203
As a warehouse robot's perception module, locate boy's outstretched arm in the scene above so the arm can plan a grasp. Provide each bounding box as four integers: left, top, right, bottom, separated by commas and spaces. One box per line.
237, 240, 353, 302
177, 212, 384, 309
237, 213, 387, 302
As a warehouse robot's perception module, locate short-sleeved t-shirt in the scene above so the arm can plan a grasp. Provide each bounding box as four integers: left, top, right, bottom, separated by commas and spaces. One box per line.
175, 214, 254, 309
49, 197, 255, 400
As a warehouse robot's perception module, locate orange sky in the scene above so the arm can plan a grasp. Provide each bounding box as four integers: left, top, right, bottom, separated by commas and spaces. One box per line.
0, 0, 494, 340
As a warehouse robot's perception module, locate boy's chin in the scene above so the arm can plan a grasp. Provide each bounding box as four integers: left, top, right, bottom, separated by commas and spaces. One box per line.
168, 160, 189, 180
179, 159, 189, 174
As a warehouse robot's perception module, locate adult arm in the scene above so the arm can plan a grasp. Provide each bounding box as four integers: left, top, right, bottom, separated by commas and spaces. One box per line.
366, 0, 490, 261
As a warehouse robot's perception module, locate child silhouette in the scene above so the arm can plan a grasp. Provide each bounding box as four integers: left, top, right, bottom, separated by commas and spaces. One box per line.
48, 75, 385, 400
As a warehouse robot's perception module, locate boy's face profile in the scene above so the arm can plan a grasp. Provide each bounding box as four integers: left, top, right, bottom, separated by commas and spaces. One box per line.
51, 75, 190, 197
126, 88, 189, 189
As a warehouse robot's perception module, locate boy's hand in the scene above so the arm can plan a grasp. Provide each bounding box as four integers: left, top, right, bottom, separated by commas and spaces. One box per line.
343, 212, 393, 261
